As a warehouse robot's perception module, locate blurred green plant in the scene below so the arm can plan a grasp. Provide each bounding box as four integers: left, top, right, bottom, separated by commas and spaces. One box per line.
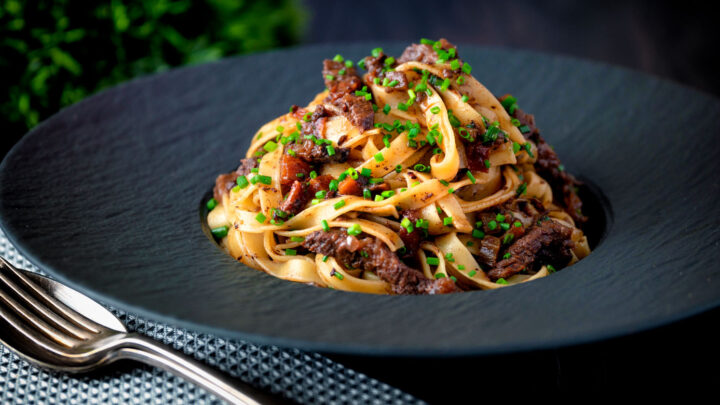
0, 0, 306, 142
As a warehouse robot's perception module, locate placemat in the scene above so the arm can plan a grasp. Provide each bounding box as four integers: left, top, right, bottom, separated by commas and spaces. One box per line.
0, 228, 422, 404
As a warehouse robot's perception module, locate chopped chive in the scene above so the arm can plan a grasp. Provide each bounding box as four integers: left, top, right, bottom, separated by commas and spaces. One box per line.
347, 223, 362, 236
255, 212, 267, 223
374, 195, 384, 202
374, 152, 384, 162
456, 76, 465, 85
443, 217, 454, 226
401, 217, 414, 233
500, 222, 510, 231
325, 74, 335, 81
211, 226, 228, 238
430, 106, 440, 114
461, 62, 472, 74
488, 220, 498, 230
496, 278, 508, 285
516, 182, 528, 196
206, 198, 218, 210
472, 229, 485, 239
363, 189, 371, 199
519, 125, 531, 134
468, 270, 477, 277
461, 95, 469, 103
467, 170, 476, 184
514, 221, 522, 228
496, 213, 506, 222
450, 59, 460, 70
326, 145, 335, 156
503, 233, 514, 244
381, 190, 395, 198
426, 257, 440, 266
434, 273, 446, 279
321, 219, 330, 232
360, 168, 372, 177
388, 80, 399, 87
263, 141, 278, 152
369, 177, 384, 184
444, 252, 455, 262
285, 248, 297, 256
385, 56, 395, 66
231, 185, 240, 193
503, 252, 512, 260
547, 264, 556, 273
333, 200, 346, 210
322, 255, 329, 262
329, 179, 339, 191
371, 47, 383, 57
458, 265, 466, 270
484, 159, 491, 169
276, 125, 284, 133
315, 190, 327, 199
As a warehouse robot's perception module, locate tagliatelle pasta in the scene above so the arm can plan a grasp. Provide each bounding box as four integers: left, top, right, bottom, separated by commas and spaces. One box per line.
206, 39, 590, 295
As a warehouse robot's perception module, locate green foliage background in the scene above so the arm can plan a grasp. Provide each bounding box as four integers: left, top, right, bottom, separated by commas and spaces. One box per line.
0, 0, 306, 147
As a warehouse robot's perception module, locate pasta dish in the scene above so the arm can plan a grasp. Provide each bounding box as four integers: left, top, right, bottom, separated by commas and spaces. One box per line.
206, 39, 590, 294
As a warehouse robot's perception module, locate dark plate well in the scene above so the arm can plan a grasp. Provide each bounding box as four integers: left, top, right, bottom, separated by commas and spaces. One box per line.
1, 44, 719, 356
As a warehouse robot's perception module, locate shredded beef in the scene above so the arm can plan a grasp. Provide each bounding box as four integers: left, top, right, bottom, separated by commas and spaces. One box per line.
476, 236, 501, 267
303, 229, 458, 295
397, 38, 460, 77
322, 59, 375, 131
398, 209, 424, 259
213, 158, 259, 201
323, 59, 363, 95
279, 180, 310, 216
289, 139, 349, 164
279, 154, 311, 189
329, 93, 375, 131
500, 95, 587, 225
487, 220, 574, 281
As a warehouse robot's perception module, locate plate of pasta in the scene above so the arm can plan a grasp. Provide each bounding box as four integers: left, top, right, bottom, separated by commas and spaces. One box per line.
1, 41, 718, 356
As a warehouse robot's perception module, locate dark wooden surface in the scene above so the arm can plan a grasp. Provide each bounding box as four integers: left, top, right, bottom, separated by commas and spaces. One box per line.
302, 0, 720, 400
303, 0, 719, 98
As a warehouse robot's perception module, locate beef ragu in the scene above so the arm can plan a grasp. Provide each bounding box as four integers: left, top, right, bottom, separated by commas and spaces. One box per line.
207, 39, 591, 295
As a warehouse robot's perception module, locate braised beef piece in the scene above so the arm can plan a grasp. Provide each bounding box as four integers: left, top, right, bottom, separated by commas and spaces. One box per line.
398, 209, 425, 259
362, 52, 408, 92
397, 38, 459, 77
278, 180, 310, 216
323, 59, 363, 95
279, 154, 311, 189
487, 220, 574, 281
213, 158, 259, 201
500, 95, 587, 225
303, 229, 458, 295
460, 121, 505, 173
322, 60, 375, 131
289, 139, 349, 164
329, 93, 375, 131
337, 176, 390, 197
476, 236, 501, 267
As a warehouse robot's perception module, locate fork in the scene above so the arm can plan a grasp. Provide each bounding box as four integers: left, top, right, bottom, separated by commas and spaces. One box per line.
0, 256, 278, 404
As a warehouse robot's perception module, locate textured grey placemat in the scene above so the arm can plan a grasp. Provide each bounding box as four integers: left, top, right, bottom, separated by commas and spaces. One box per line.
0, 229, 422, 404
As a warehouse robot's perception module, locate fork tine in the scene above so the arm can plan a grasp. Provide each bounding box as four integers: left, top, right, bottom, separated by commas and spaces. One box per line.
0, 257, 102, 335
0, 270, 95, 340
0, 288, 79, 348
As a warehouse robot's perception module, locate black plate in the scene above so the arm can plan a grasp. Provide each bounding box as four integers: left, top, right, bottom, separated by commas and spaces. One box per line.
1, 43, 719, 357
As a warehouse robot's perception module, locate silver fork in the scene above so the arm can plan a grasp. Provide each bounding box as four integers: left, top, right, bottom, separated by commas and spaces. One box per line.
0, 256, 279, 404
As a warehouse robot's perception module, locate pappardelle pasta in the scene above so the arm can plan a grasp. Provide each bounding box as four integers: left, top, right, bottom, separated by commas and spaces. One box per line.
206, 39, 590, 295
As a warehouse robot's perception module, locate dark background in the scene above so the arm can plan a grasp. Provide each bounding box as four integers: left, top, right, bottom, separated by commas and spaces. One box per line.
303, 0, 720, 400
2, 0, 718, 400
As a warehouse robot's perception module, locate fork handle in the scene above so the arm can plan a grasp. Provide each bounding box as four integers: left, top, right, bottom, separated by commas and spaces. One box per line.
116, 333, 278, 405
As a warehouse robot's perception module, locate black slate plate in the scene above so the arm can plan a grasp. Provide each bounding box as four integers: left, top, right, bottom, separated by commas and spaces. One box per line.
1, 44, 719, 357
